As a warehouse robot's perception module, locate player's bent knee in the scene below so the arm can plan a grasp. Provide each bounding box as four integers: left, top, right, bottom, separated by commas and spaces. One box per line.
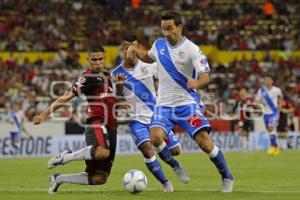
267, 126, 274, 133
241, 130, 249, 137
91, 172, 109, 185
170, 146, 181, 156
95, 146, 110, 160
150, 127, 165, 146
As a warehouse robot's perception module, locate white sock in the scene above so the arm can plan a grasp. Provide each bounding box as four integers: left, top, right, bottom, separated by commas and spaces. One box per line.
63, 146, 93, 164
278, 138, 287, 150
282, 139, 287, 150
155, 142, 167, 153
57, 172, 89, 185
144, 155, 156, 163
208, 145, 219, 158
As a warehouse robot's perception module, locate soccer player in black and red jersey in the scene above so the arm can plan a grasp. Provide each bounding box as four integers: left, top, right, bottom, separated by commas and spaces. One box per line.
33, 45, 117, 194
232, 87, 256, 150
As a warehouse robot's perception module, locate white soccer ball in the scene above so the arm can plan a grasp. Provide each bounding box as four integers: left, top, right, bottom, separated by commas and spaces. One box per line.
123, 169, 147, 193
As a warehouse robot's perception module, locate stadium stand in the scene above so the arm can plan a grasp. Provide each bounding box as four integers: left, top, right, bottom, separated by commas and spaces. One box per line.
0, 0, 299, 50
0, 0, 299, 124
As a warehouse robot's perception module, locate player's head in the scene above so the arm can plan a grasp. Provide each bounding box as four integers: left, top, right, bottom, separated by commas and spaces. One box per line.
239, 87, 249, 100
87, 45, 105, 73
11, 101, 21, 111
122, 33, 138, 62
160, 11, 183, 45
263, 74, 274, 87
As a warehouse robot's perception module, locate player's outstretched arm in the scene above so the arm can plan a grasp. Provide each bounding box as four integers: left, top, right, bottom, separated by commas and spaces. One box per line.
127, 45, 154, 64
33, 90, 75, 125
187, 72, 210, 89
111, 74, 131, 110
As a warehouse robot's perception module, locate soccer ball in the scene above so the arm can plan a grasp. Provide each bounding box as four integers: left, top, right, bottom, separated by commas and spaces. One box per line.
123, 169, 147, 193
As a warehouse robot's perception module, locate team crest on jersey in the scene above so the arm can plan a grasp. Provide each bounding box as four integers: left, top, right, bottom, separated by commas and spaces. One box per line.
141, 67, 149, 75
78, 76, 86, 84
178, 50, 185, 58
187, 114, 202, 127
141, 92, 149, 100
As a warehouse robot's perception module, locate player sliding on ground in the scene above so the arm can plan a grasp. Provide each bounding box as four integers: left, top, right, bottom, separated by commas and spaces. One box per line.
33, 46, 117, 194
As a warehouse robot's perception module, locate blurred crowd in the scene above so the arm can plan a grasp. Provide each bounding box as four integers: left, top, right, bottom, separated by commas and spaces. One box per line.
0, 0, 300, 123
0, 0, 300, 51
0, 50, 299, 123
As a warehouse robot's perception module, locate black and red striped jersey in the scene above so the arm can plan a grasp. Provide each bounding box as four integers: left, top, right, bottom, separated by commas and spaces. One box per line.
72, 69, 117, 129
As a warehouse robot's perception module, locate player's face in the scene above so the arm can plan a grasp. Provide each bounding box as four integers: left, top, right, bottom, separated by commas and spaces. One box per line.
88, 52, 105, 73
12, 103, 20, 111
264, 77, 273, 87
161, 19, 182, 45
122, 41, 137, 62
239, 89, 248, 100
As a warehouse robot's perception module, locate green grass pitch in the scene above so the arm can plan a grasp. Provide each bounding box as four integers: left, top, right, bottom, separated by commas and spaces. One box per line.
0, 150, 299, 200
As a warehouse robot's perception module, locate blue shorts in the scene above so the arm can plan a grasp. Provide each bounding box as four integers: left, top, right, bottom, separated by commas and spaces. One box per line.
263, 112, 279, 128
129, 120, 180, 149
150, 104, 211, 139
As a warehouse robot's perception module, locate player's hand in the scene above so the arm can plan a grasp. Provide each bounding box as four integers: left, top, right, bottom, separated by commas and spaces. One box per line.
187, 79, 199, 89
33, 113, 47, 125
115, 74, 126, 85
126, 45, 137, 59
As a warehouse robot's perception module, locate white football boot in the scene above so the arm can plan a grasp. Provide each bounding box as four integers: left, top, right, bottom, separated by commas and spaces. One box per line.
47, 149, 72, 169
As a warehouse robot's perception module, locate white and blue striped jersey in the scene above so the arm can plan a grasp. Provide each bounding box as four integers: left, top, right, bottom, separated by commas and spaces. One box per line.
111, 60, 158, 124
8, 109, 24, 132
255, 86, 283, 115
148, 37, 209, 107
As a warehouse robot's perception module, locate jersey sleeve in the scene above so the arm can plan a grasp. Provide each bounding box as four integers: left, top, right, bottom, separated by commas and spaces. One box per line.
148, 40, 157, 61
191, 47, 210, 76
71, 74, 84, 96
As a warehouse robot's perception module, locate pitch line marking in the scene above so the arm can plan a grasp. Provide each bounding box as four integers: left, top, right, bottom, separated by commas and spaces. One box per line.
0, 188, 300, 193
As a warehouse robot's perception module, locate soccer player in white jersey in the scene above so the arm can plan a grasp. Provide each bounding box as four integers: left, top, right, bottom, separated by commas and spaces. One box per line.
127, 11, 234, 192
255, 75, 283, 155
111, 34, 190, 192
8, 101, 29, 147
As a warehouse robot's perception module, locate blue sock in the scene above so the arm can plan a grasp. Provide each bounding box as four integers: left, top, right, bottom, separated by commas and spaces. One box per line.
209, 145, 233, 180
270, 134, 278, 147
157, 142, 180, 169
145, 156, 168, 184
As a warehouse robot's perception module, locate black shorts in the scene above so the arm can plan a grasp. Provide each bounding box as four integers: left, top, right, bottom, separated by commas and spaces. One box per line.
277, 121, 288, 132
241, 120, 254, 132
84, 117, 117, 174
277, 113, 288, 132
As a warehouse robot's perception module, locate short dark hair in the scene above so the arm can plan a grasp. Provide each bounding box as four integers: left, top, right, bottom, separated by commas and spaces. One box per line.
240, 86, 249, 92
123, 33, 137, 43
88, 45, 105, 54
161, 11, 182, 26
263, 74, 274, 80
